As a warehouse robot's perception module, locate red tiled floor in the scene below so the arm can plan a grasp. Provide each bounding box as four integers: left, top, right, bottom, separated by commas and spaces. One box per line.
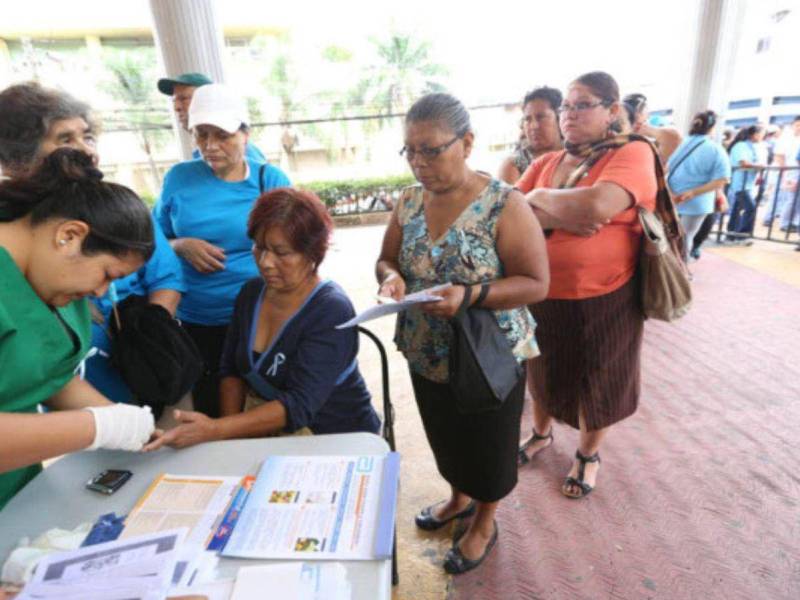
450, 252, 800, 600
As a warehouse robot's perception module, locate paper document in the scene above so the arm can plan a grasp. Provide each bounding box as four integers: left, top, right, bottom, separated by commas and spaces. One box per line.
18, 529, 185, 600
121, 474, 245, 550
231, 563, 350, 600
336, 283, 451, 328
222, 453, 400, 561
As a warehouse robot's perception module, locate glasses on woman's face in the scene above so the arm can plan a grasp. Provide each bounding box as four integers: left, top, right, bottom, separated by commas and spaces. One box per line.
557, 101, 609, 116
399, 135, 461, 161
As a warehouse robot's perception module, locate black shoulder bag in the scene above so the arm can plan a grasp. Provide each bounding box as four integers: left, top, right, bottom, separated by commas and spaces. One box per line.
109, 295, 204, 419
448, 283, 523, 414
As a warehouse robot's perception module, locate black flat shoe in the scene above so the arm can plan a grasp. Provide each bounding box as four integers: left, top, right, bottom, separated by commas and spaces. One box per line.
415, 500, 477, 531
443, 521, 499, 575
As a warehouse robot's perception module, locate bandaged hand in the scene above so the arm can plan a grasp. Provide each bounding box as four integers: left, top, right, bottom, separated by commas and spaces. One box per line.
84, 405, 155, 451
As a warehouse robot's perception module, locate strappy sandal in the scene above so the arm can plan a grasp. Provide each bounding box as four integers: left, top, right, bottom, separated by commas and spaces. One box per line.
562, 450, 601, 499
517, 427, 554, 466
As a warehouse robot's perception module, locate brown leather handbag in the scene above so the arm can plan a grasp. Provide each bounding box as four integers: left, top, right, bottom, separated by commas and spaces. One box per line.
637, 141, 692, 321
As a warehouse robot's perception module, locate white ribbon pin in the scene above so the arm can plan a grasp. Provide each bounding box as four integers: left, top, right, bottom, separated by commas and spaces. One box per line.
266, 352, 286, 377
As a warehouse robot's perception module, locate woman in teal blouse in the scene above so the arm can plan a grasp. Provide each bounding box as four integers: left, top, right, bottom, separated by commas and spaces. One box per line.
0, 149, 157, 509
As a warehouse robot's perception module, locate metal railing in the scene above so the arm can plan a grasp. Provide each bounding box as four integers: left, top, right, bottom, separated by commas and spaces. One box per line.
715, 165, 800, 248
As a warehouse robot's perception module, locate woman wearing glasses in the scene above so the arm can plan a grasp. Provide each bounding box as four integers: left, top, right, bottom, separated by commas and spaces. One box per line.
515, 72, 657, 499
376, 93, 549, 574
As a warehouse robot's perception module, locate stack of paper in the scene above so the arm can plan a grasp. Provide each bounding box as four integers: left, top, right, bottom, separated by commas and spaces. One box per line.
15, 529, 186, 600
231, 563, 350, 600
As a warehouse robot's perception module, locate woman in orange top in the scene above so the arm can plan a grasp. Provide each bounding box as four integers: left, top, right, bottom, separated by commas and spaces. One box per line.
515, 72, 657, 498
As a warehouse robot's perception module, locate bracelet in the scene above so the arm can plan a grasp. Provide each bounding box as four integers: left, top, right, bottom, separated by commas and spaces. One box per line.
473, 283, 491, 307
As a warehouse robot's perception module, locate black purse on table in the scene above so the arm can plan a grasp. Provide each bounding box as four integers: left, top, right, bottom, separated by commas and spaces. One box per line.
448, 283, 523, 414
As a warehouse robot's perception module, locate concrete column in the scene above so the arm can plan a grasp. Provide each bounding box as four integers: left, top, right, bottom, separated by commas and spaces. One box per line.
148, 0, 227, 160
0, 39, 12, 88
672, 0, 747, 137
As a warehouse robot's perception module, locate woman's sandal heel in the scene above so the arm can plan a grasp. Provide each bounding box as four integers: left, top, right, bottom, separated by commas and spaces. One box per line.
517, 428, 554, 466
562, 450, 600, 499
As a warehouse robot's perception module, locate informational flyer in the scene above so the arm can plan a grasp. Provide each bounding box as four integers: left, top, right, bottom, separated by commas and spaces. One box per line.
335, 283, 450, 328
121, 474, 246, 550
221, 453, 400, 561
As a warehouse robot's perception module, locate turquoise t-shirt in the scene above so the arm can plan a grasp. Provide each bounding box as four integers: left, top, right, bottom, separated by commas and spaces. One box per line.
728, 141, 759, 195
667, 135, 731, 216
0, 248, 91, 509
153, 158, 290, 325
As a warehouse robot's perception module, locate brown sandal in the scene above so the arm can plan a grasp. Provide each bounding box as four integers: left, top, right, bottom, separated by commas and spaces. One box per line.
517, 428, 553, 466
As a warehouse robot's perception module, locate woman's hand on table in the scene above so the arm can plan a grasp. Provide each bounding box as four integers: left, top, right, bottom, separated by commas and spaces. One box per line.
142, 410, 220, 451
419, 284, 466, 320
378, 272, 406, 301
173, 238, 226, 273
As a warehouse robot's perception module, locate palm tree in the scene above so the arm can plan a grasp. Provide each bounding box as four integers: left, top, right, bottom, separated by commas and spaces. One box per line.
358, 32, 448, 122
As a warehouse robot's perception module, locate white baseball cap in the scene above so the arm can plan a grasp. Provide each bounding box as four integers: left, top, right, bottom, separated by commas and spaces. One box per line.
188, 83, 248, 134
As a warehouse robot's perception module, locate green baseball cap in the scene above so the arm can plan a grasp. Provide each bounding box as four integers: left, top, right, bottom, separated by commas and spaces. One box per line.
157, 72, 213, 95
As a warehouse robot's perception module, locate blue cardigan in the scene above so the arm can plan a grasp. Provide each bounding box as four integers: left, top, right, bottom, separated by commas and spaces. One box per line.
220, 278, 380, 435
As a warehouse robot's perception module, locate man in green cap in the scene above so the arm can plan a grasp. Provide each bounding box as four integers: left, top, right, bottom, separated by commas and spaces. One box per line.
157, 72, 213, 133
157, 72, 266, 163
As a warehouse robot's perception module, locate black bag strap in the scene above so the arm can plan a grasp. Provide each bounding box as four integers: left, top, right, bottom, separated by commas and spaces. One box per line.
666, 138, 707, 189
258, 163, 267, 194
474, 283, 490, 307
454, 284, 473, 319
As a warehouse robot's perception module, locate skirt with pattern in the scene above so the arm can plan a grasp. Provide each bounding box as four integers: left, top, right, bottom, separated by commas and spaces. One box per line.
528, 277, 643, 431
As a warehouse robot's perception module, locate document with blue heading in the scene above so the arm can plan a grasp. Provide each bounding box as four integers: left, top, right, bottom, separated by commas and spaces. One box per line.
221, 453, 399, 561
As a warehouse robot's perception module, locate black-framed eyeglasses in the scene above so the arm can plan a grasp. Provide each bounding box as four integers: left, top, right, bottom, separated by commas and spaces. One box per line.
399, 135, 461, 161
557, 101, 611, 115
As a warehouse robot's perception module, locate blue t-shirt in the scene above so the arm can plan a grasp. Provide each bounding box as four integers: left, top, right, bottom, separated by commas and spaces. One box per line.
154, 158, 291, 325
220, 278, 380, 435
667, 135, 731, 216
192, 142, 266, 163
85, 219, 186, 402
728, 141, 759, 195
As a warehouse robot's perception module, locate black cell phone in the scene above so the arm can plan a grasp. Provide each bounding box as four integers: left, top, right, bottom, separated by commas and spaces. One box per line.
86, 469, 133, 495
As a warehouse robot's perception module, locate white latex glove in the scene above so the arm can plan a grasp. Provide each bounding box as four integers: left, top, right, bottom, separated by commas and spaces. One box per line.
84, 405, 155, 451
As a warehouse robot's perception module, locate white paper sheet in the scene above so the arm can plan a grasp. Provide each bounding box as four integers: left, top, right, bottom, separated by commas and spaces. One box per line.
335, 283, 451, 328
231, 563, 350, 600
19, 529, 186, 599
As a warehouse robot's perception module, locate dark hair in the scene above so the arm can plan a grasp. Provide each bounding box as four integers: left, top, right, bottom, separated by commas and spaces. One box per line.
247, 187, 332, 270
623, 93, 648, 117
572, 72, 620, 105
0, 148, 154, 260
522, 86, 563, 113
727, 125, 764, 154
405, 93, 471, 137
0, 82, 93, 172
793, 115, 800, 123
689, 110, 717, 135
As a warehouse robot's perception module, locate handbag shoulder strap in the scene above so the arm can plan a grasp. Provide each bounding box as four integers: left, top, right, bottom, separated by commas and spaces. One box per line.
454, 284, 473, 320
667, 138, 707, 188
258, 163, 267, 195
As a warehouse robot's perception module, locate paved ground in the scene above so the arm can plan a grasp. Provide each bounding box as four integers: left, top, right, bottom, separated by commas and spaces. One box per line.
322, 224, 800, 600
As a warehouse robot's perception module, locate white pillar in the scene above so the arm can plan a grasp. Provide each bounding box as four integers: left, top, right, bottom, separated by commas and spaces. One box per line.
672, 0, 747, 137
148, 0, 227, 160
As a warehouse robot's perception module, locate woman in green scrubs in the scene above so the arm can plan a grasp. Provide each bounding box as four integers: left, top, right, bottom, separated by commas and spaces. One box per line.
0, 149, 158, 509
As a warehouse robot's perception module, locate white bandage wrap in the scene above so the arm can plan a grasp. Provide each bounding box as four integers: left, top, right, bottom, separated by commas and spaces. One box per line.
84, 405, 155, 451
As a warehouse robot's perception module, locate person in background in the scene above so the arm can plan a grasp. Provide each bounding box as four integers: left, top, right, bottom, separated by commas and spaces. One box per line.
144, 188, 380, 450
0, 82, 185, 404
766, 116, 800, 232
726, 124, 766, 243
498, 86, 563, 184
623, 92, 682, 162
377, 93, 549, 574
667, 110, 731, 263
516, 72, 657, 500
721, 128, 735, 151
154, 84, 291, 418
0, 149, 156, 509
157, 72, 266, 163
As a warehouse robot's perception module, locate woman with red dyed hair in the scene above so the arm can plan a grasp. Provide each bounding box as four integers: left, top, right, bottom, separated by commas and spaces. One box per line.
145, 188, 379, 449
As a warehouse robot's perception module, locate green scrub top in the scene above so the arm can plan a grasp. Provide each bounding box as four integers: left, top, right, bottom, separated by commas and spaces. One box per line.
0, 247, 91, 509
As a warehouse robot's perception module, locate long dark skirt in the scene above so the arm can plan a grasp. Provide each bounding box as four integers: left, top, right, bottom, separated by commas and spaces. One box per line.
410, 370, 526, 503
528, 277, 643, 431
